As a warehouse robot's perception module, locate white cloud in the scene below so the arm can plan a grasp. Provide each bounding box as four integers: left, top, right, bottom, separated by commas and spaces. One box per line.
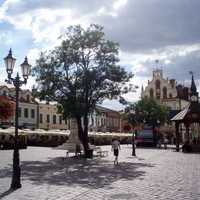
113, 0, 127, 11
0, 0, 200, 110
0, 32, 13, 45
101, 99, 125, 111
27, 48, 40, 65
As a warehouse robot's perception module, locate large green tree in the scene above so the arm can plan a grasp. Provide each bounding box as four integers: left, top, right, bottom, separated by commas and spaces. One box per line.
133, 97, 169, 128
33, 24, 133, 157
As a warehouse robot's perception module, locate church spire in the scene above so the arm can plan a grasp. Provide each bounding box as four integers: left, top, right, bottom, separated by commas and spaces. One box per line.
190, 72, 197, 95
141, 85, 144, 98
189, 71, 198, 103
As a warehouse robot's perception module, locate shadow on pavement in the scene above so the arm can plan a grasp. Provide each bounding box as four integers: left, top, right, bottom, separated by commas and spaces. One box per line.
25, 157, 153, 188
0, 189, 15, 199
0, 157, 154, 190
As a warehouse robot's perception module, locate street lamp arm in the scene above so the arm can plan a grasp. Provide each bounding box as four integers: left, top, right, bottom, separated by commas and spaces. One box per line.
6, 73, 27, 88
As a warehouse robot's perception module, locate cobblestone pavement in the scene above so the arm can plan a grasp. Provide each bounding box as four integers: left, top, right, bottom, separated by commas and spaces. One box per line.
0, 145, 200, 200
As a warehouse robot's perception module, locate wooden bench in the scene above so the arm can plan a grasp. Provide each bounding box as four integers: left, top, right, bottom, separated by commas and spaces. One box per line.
62, 145, 109, 159
66, 149, 82, 157
96, 149, 109, 157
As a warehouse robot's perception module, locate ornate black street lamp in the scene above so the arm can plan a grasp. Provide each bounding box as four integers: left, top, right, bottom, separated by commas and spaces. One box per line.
4, 49, 31, 190
129, 109, 137, 156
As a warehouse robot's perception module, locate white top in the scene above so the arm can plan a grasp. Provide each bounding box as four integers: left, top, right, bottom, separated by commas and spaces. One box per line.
112, 140, 120, 150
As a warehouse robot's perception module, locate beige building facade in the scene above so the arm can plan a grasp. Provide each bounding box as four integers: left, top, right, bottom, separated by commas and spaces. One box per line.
38, 103, 69, 130
0, 83, 121, 132
89, 106, 121, 132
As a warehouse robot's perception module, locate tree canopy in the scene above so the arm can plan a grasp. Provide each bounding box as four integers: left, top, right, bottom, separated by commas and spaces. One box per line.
33, 24, 133, 156
125, 97, 169, 127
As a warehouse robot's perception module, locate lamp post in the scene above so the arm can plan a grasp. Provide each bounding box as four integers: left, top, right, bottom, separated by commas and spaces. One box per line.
129, 109, 136, 156
4, 49, 31, 190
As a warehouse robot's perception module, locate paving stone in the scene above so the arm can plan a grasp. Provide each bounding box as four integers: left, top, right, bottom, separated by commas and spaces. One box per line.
0, 145, 200, 199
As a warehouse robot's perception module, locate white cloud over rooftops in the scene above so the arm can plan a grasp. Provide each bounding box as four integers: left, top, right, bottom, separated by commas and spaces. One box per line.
0, 0, 199, 110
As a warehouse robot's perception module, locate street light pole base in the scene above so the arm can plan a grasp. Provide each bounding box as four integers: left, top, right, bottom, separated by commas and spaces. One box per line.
11, 180, 21, 190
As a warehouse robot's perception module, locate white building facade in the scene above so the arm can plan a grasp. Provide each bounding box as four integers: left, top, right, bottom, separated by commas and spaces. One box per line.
142, 69, 177, 101
141, 69, 189, 110
88, 106, 121, 132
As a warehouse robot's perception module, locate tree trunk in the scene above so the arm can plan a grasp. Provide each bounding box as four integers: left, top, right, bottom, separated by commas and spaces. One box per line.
76, 116, 83, 143
152, 123, 157, 146
76, 116, 90, 158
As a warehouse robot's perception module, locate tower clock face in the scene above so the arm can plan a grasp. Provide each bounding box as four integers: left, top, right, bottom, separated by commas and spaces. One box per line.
191, 95, 198, 102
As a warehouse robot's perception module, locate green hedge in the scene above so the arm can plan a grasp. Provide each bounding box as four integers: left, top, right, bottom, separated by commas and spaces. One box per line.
0, 132, 68, 149
27, 134, 68, 147
0, 133, 27, 150
89, 134, 132, 146
0, 131, 132, 148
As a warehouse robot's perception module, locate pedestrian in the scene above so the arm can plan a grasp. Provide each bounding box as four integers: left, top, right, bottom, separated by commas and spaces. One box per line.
163, 137, 168, 149
157, 139, 162, 148
111, 138, 120, 165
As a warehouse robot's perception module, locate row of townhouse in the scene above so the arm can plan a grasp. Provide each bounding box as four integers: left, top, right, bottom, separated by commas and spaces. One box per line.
0, 84, 121, 132
88, 105, 121, 132
0, 84, 69, 130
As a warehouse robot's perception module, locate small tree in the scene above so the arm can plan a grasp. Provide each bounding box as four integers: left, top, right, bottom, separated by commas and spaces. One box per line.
125, 97, 169, 148
0, 96, 15, 122
124, 104, 143, 156
135, 97, 169, 128
33, 24, 133, 157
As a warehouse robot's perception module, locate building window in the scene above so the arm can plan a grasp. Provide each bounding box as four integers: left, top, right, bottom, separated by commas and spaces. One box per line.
155, 80, 160, 89
18, 107, 21, 118
163, 87, 167, 99
31, 109, 35, 118
96, 118, 98, 126
53, 115, 57, 124
91, 117, 94, 125
24, 108, 29, 118
26, 94, 30, 102
3, 90, 7, 96
46, 114, 50, 123
59, 116, 62, 124
150, 88, 154, 98
169, 93, 172, 98
40, 114, 43, 123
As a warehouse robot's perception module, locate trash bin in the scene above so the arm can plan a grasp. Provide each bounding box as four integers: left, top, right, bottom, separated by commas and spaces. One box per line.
86, 149, 93, 158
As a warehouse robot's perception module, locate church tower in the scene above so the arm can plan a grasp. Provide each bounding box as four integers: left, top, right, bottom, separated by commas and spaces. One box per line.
141, 85, 144, 98
190, 72, 198, 103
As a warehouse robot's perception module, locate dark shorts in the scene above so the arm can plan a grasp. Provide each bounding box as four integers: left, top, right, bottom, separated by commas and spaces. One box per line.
114, 149, 119, 156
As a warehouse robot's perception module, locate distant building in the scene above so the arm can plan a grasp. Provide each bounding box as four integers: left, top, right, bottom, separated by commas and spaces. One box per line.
0, 84, 38, 129
89, 105, 121, 132
38, 102, 69, 130
141, 69, 190, 111
0, 83, 121, 132
142, 69, 177, 101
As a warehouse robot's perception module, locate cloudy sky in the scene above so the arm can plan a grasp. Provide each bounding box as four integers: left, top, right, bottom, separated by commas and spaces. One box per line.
0, 0, 200, 110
